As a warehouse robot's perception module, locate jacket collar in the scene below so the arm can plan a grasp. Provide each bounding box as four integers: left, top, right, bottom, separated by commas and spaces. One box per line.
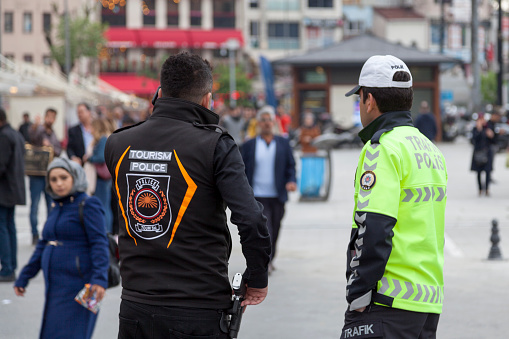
358, 111, 413, 144
150, 97, 220, 125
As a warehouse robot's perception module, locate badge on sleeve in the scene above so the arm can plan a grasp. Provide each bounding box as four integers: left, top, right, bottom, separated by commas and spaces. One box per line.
360, 171, 376, 191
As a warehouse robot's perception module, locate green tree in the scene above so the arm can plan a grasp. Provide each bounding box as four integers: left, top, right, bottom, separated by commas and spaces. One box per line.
213, 64, 253, 107
45, 6, 107, 77
481, 71, 497, 104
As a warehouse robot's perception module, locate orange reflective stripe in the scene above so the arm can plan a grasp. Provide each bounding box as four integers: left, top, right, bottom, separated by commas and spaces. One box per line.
167, 150, 197, 248
115, 146, 137, 246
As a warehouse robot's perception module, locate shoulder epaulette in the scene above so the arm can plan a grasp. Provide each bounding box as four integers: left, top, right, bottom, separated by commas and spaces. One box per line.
192, 121, 229, 135
112, 121, 145, 134
371, 127, 394, 144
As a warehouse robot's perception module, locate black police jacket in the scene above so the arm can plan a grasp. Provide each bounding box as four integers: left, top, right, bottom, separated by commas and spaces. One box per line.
105, 97, 270, 309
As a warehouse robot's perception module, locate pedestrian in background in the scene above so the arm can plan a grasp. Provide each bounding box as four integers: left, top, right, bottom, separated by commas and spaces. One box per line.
414, 100, 437, 141
220, 105, 245, 145
84, 118, 113, 233
105, 51, 271, 338
14, 157, 109, 339
28, 108, 61, 245
18, 112, 32, 142
342, 55, 448, 338
241, 106, 297, 273
0, 108, 26, 282
277, 105, 292, 138
299, 112, 321, 154
470, 113, 495, 196
243, 106, 258, 141
67, 103, 94, 166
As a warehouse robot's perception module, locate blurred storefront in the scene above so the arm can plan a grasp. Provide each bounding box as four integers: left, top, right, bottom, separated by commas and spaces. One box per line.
275, 34, 460, 140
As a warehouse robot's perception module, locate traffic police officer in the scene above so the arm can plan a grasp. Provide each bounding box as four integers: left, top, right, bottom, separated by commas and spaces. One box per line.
105, 52, 271, 338
341, 55, 448, 338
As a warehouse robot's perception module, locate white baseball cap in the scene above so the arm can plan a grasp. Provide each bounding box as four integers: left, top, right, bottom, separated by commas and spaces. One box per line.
345, 55, 413, 97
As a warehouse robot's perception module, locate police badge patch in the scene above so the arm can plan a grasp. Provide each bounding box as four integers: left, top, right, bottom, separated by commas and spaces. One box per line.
360, 171, 376, 191
126, 174, 172, 240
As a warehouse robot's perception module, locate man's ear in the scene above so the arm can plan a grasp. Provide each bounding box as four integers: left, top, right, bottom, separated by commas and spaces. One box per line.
200, 93, 212, 109
158, 87, 162, 98
366, 93, 378, 114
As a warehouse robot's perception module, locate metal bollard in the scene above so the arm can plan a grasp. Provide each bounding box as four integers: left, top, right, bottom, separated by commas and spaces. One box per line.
487, 219, 503, 260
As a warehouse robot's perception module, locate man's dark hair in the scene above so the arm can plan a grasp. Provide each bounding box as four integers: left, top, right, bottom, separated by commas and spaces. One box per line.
160, 51, 213, 104
46, 108, 57, 116
361, 71, 413, 113
77, 102, 91, 111
23, 112, 30, 117
0, 108, 6, 123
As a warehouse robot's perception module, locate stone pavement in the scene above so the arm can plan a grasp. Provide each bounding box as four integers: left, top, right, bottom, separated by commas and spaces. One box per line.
1, 137, 508, 338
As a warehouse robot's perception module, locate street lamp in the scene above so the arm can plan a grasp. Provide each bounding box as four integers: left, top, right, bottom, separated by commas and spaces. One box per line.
225, 38, 240, 108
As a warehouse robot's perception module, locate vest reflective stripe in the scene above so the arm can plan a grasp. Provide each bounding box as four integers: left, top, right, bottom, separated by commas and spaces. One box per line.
401, 186, 446, 203
377, 277, 443, 304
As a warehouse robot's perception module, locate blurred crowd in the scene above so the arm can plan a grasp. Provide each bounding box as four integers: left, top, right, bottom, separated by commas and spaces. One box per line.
16, 103, 152, 246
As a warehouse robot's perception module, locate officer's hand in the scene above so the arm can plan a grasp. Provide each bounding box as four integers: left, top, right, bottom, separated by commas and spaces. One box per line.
354, 307, 366, 313
241, 286, 268, 307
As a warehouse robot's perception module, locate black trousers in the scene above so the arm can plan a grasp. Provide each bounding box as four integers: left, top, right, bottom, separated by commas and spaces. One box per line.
255, 197, 285, 261
476, 170, 491, 192
341, 304, 440, 339
118, 299, 228, 339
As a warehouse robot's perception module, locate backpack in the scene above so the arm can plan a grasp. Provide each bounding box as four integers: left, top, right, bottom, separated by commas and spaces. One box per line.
79, 198, 121, 289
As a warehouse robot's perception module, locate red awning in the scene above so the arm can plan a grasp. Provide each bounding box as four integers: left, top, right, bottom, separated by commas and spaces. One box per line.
137, 29, 191, 48
105, 28, 244, 50
105, 27, 138, 48
189, 29, 244, 49
100, 73, 159, 96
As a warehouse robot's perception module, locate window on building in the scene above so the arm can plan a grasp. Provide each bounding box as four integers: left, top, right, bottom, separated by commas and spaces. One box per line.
250, 21, 260, 48
23, 12, 33, 33
43, 13, 51, 34
344, 20, 364, 36
4, 12, 14, 33
190, 0, 201, 26
213, 0, 235, 28
430, 23, 442, 46
249, 0, 259, 8
101, 2, 127, 26
43, 55, 52, 66
4, 54, 15, 61
308, 0, 333, 8
168, 0, 179, 27
24, 54, 33, 63
267, 0, 300, 10
268, 22, 300, 49
143, 0, 156, 26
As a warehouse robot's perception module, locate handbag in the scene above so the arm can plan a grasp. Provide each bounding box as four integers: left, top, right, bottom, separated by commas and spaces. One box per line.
94, 162, 112, 180
79, 199, 120, 289
473, 148, 489, 167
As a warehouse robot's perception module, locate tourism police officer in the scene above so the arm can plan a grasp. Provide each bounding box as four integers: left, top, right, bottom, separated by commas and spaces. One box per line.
105, 52, 271, 338
341, 55, 448, 338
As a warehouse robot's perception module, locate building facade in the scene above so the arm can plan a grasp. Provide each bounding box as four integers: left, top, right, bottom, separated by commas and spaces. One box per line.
243, 0, 343, 60
0, 0, 96, 68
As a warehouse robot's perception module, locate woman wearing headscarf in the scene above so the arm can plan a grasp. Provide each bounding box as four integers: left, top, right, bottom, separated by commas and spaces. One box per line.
13, 158, 109, 339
